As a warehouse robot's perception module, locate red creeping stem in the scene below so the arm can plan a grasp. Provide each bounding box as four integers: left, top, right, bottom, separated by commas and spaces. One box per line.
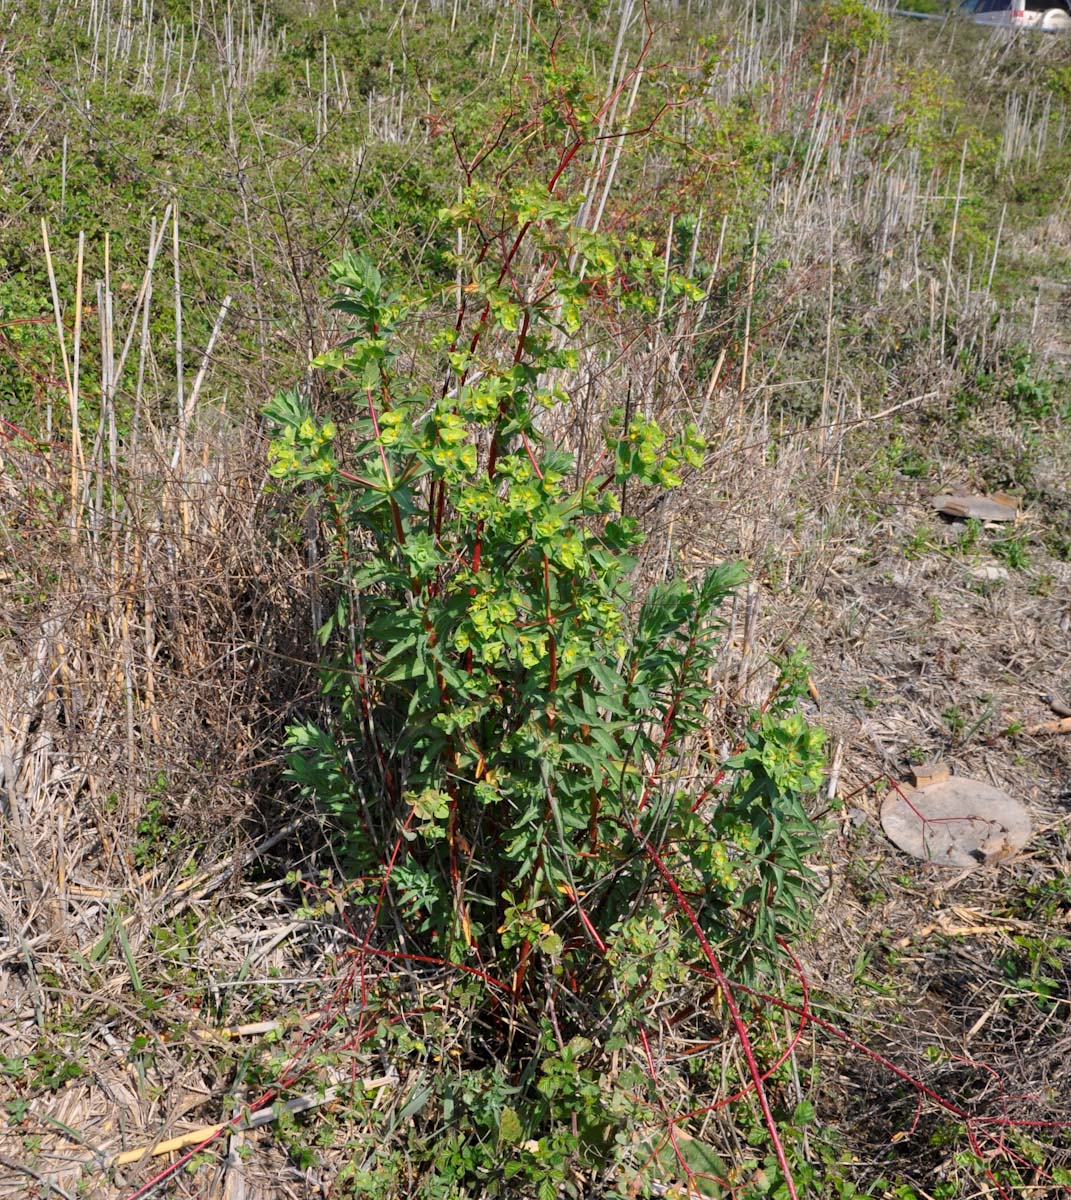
887, 774, 971, 852
721, 977, 1071, 1200
120, 958, 371, 1200
637, 833, 801, 1200
675, 935, 811, 1120
560, 884, 607, 953
637, 1026, 709, 1192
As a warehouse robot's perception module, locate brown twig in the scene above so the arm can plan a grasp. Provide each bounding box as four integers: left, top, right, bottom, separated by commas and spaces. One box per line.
1024, 716, 1071, 736
113, 1073, 395, 1166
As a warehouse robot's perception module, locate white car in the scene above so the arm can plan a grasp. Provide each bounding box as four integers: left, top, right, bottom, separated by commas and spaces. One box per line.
958, 0, 1071, 30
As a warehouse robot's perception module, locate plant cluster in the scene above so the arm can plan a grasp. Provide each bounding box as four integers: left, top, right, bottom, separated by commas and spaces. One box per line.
265, 74, 827, 1194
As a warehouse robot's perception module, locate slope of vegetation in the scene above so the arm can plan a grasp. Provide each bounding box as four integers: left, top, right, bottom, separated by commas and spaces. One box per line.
1, 1, 1070, 1197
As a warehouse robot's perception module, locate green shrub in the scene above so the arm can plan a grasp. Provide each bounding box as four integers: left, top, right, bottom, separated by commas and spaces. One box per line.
267, 301, 824, 1191
806, 0, 890, 65
265, 55, 825, 1199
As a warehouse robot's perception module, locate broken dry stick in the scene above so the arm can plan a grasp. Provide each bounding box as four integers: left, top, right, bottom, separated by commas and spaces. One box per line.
113, 1075, 394, 1166
1025, 716, 1071, 736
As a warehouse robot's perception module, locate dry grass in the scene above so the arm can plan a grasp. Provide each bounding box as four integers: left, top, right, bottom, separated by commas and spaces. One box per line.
0, 222, 323, 1199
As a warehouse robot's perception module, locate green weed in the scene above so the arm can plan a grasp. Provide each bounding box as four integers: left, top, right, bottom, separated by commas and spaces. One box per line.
992, 534, 1030, 571
265, 71, 826, 1192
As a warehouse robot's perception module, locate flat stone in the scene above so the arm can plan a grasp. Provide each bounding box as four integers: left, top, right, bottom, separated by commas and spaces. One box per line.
969, 565, 1011, 582
881, 777, 1030, 867
932, 493, 1018, 522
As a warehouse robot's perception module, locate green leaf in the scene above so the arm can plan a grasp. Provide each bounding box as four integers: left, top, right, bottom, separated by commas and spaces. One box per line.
498, 1106, 523, 1145
376, 634, 419, 680
559, 742, 603, 772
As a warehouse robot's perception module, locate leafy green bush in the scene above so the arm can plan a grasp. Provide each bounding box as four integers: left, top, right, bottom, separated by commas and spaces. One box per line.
269, 288, 823, 1192
805, 0, 890, 66
265, 60, 825, 1199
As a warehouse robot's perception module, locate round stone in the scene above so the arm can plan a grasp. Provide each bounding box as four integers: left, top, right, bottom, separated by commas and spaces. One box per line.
880, 777, 1030, 867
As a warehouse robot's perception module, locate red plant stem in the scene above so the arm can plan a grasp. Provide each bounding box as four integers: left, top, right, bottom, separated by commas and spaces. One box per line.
841, 773, 888, 801
546, 137, 583, 195
672, 1036, 801, 1120
638, 1025, 707, 1192
559, 884, 608, 953
887, 773, 964, 838
121, 961, 377, 1200
587, 788, 601, 853
638, 835, 801, 1200
674, 937, 812, 1120
436, 40, 651, 546
336, 466, 382, 489
518, 430, 544, 479
511, 938, 534, 1000
717, 965, 1068, 1200
353, 814, 418, 1010
450, 113, 574, 415
349, 943, 511, 994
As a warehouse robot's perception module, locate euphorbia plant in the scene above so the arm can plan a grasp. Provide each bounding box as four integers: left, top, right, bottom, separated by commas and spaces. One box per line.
266, 216, 819, 995
265, 63, 824, 1195
266, 230, 726, 963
